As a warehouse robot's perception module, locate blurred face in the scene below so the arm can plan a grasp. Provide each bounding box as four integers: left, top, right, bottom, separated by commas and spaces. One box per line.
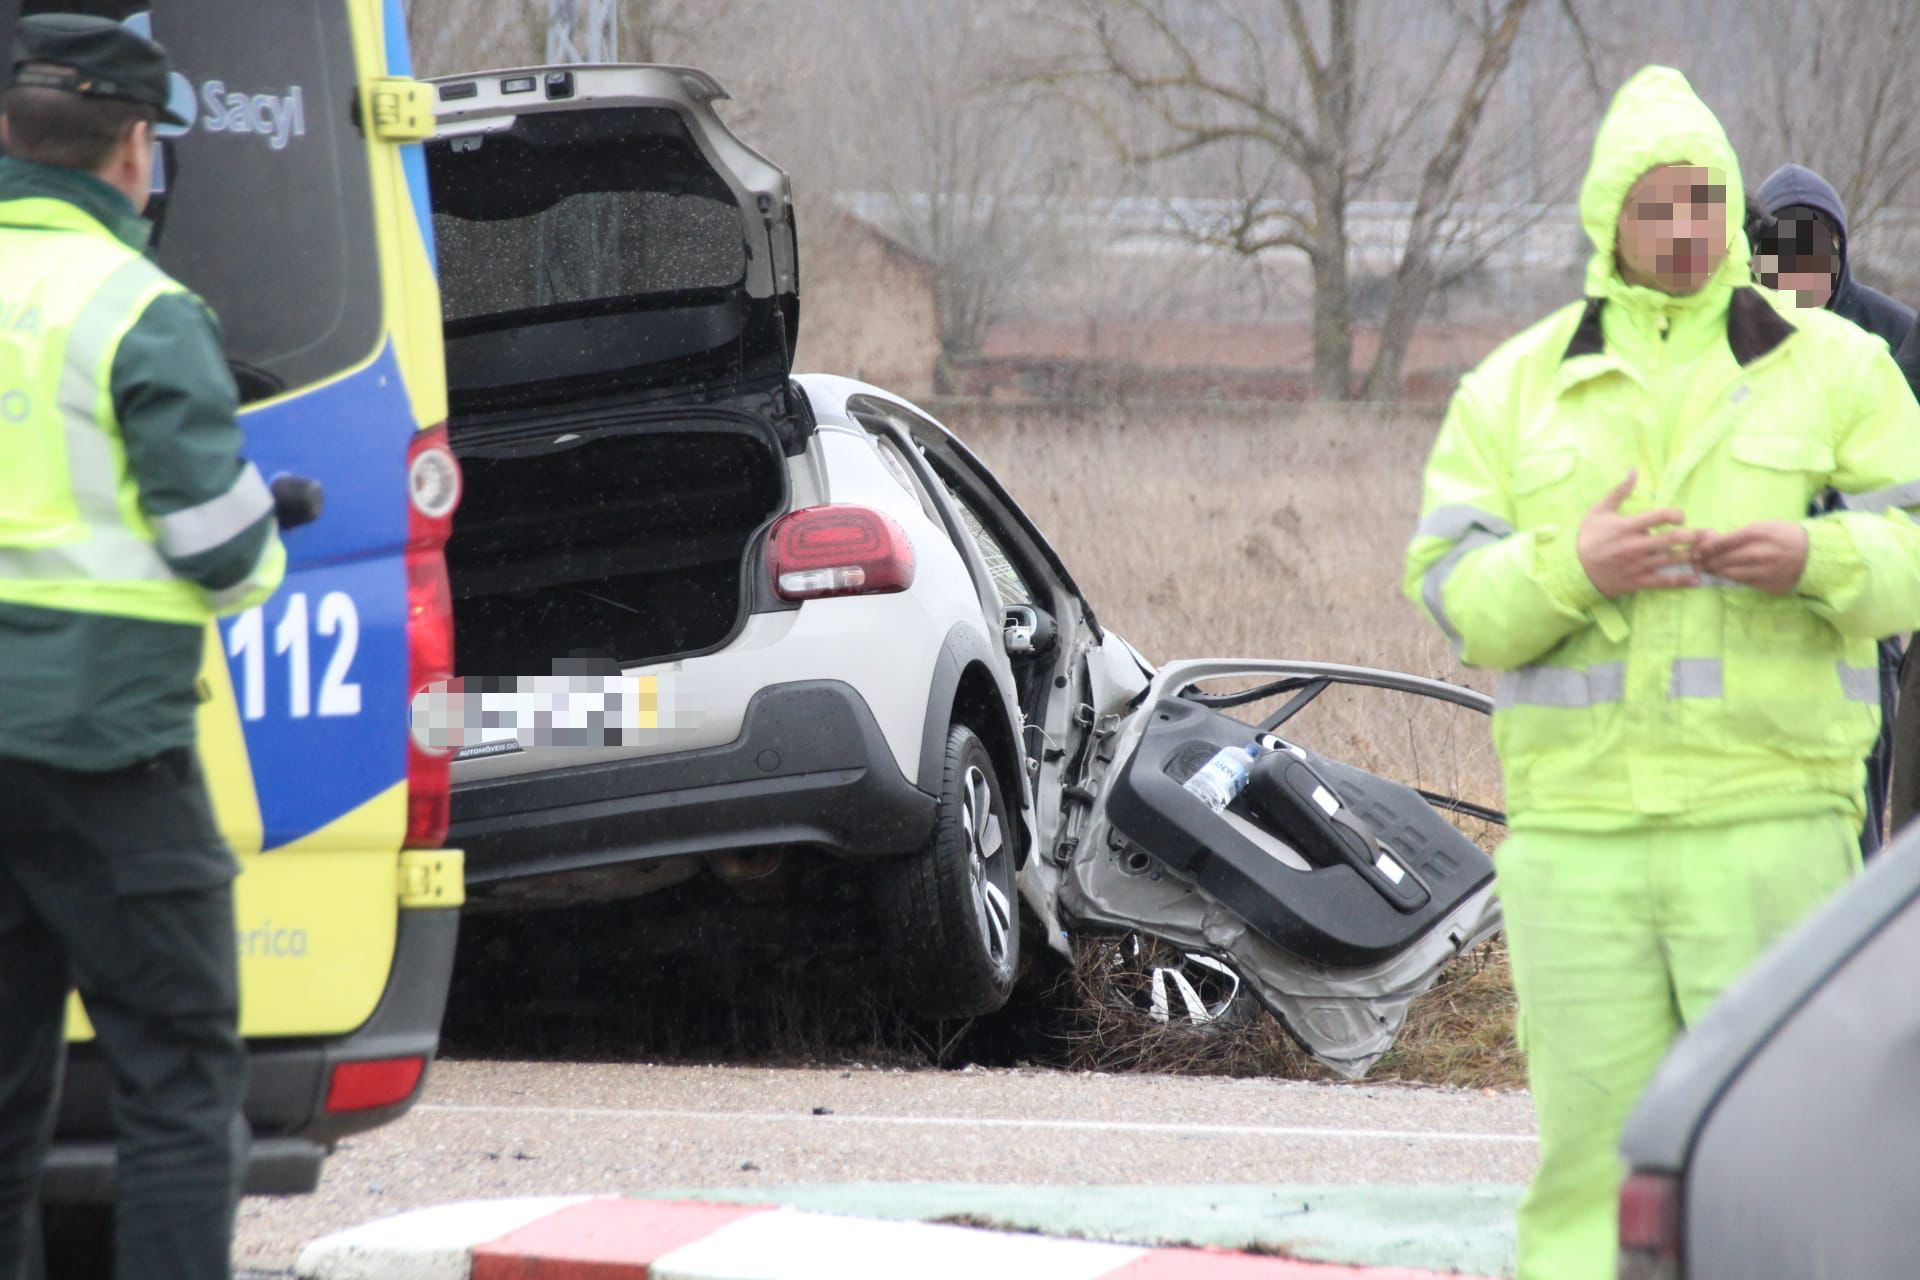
1615, 164, 1729, 295
1754, 211, 1839, 308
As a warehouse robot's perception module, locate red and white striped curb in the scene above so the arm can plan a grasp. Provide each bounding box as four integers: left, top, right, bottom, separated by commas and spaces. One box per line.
293, 1196, 1495, 1280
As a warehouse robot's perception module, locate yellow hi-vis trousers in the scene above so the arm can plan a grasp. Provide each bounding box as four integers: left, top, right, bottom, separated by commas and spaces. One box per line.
1497, 813, 1860, 1280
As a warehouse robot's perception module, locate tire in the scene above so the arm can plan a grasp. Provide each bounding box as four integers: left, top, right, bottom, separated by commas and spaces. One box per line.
878, 722, 1020, 1018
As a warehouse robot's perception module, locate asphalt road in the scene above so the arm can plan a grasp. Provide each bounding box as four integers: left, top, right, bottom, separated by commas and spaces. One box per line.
233, 1060, 1537, 1275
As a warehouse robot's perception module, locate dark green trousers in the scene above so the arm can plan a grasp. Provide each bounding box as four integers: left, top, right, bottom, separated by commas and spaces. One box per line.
0, 749, 246, 1280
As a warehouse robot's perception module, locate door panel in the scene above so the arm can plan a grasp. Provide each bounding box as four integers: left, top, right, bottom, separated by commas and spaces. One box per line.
1062, 658, 1504, 1077
1106, 695, 1492, 967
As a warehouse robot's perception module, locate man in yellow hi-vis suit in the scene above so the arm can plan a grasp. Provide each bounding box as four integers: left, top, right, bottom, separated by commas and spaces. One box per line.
1406, 67, 1920, 1280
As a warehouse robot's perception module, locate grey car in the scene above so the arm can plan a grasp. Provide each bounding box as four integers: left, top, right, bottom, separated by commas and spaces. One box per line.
1616, 829, 1920, 1278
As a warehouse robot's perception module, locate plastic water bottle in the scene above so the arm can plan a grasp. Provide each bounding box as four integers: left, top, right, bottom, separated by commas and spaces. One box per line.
1182, 741, 1265, 813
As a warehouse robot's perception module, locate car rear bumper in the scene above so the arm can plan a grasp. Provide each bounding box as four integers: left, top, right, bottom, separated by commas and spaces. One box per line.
43, 903, 460, 1202
449, 679, 938, 893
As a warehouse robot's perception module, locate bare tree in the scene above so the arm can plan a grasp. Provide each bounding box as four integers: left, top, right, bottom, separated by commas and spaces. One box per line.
807, 0, 1091, 389
1737, 0, 1920, 239
1034, 0, 1599, 400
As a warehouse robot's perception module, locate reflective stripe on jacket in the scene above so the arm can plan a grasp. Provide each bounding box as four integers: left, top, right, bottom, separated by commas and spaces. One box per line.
0, 195, 277, 625
1404, 67, 1920, 830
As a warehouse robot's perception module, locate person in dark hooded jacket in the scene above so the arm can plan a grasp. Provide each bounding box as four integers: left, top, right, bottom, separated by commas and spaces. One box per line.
1898, 317, 1920, 404
1755, 163, 1915, 349
1754, 164, 1916, 858
1889, 315, 1920, 836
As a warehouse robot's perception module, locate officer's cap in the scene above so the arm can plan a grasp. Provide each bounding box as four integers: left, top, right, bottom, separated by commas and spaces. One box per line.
9, 13, 186, 126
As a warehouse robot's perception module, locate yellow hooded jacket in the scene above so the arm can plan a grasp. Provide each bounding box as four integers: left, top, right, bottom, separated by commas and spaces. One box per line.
1404, 67, 1920, 831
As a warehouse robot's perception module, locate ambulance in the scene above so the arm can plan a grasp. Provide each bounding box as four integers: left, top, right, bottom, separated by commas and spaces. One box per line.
0, 2, 464, 1269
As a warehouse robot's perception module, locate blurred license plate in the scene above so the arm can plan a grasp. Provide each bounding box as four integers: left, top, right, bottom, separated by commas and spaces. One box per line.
413, 673, 689, 755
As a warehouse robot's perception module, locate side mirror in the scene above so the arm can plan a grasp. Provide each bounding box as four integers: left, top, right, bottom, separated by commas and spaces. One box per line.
270, 473, 325, 530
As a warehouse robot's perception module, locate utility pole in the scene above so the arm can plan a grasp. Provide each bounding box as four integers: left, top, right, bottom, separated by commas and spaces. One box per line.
542, 0, 623, 301
547, 0, 618, 63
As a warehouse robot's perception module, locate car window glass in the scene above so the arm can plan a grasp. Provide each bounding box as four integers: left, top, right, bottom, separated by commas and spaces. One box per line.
149, 7, 382, 399
428, 109, 747, 327
435, 188, 743, 324
0, 2, 384, 403
871, 434, 942, 523
843, 393, 1040, 608
947, 485, 1034, 608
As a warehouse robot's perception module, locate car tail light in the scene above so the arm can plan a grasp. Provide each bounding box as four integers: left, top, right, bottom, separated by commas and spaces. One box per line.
405, 426, 462, 849
325, 1056, 426, 1113
1618, 1170, 1683, 1279
768, 504, 915, 601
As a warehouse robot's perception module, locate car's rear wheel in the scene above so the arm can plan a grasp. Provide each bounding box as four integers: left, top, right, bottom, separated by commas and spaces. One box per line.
879, 722, 1019, 1018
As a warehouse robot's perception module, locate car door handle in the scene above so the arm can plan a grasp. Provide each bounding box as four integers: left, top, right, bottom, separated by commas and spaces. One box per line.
270, 473, 325, 530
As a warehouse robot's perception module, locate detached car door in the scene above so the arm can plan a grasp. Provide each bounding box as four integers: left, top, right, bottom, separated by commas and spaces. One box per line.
904, 416, 1505, 1078
1057, 659, 1504, 1077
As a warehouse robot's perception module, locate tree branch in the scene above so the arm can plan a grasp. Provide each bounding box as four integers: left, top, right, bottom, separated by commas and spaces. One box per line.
1363, 0, 1535, 399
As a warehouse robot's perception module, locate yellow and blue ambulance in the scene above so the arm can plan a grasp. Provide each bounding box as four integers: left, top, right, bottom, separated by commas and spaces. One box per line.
0, 0, 466, 1230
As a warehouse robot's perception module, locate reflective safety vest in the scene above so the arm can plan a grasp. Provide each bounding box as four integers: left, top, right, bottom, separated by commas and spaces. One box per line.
1405, 66, 1920, 832
1405, 290, 1920, 830
0, 198, 261, 625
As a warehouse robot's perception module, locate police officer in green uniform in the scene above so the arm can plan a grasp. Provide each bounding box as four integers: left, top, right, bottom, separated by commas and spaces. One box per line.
0, 15, 286, 1280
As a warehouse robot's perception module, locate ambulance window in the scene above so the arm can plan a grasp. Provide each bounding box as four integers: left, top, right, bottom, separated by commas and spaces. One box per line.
0, 3, 384, 403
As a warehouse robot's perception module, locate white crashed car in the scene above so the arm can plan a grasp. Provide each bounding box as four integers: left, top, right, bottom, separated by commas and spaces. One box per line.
421, 63, 1501, 1070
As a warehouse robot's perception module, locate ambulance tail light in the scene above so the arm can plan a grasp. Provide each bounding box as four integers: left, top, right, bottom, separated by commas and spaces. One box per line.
324, 1056, 427, 1113
1618, 1170, 1683, 1280
406, 426, 461, 850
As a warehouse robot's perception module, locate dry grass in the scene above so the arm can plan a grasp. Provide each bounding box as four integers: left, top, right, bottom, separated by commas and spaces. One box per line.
938, 399, 1524, 1090
1049, 933, 1328, 1079
1050, 927, 1523, 1091
941, 399, 1505, 810
1368, 942, 1524, 1090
